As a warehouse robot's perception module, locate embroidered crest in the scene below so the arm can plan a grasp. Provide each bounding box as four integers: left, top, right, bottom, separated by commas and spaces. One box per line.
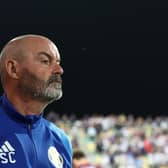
48, 146, 63, 168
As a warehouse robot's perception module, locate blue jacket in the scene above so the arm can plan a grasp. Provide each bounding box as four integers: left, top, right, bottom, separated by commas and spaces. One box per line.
0, 94, 72, 168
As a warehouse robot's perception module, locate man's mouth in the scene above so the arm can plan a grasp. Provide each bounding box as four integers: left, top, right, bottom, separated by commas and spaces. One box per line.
48, 81, 62, 88
48, 76, 62, 84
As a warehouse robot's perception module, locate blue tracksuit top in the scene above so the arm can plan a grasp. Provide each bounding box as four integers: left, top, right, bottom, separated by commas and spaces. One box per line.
0, 94, 72, 168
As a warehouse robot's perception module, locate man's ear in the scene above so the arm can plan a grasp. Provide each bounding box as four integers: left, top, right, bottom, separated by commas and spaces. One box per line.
5, 59, 20, 79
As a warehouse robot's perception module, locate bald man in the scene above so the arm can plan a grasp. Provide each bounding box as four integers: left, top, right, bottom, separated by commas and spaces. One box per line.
0, 35, 72, 167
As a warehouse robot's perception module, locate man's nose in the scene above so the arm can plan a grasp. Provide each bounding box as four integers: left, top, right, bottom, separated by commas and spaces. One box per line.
52, 63, 64, 75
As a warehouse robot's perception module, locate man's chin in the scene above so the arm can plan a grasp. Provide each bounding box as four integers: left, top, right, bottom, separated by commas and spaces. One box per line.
33, 90, 62, 103
46, 91, 63, 102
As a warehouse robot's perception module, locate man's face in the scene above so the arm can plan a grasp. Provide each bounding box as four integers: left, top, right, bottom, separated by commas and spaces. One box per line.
17, 37, 63, 102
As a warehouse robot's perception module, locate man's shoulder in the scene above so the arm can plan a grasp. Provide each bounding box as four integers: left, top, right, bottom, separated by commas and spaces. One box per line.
42, 119, 65, 135
41, 118, 72, 154
42, 118, 71, 142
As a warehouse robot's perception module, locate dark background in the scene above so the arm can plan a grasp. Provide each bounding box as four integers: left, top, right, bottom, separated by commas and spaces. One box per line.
0, 1, 168, 117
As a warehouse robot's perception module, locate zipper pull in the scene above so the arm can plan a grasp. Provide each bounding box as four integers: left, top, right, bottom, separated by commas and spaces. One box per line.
28, 123, 31, 130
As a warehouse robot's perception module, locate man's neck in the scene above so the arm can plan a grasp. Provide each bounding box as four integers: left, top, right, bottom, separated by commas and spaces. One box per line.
6, 93, 48, 116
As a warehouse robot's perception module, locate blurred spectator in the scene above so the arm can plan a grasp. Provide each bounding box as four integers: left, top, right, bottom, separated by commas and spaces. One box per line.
73, 149, 99, 168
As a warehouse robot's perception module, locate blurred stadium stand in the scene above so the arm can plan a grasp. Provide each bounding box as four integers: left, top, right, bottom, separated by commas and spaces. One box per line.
46, 112, 168, 168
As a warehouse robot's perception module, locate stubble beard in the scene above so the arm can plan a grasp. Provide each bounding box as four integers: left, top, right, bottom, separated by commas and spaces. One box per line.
18, 68, 63, 102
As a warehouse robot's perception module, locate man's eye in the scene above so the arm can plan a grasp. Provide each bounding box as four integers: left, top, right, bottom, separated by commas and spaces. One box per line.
41, 60, 50, 64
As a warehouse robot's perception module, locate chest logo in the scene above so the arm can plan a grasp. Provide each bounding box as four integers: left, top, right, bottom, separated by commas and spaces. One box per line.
48, 146, 63, 168
0, 141, 16, 164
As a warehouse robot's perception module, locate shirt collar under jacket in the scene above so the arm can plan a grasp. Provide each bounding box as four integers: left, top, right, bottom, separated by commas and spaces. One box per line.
1, 93, 43, 128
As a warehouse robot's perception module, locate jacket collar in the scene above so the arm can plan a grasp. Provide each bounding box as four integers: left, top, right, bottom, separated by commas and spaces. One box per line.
1, 94, 43, 128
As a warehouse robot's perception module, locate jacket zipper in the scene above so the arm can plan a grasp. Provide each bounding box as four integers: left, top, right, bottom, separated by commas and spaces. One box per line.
27, 123, 37, 168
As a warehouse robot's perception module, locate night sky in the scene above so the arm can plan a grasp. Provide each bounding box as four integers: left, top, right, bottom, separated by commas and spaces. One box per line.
0, 1, 168, 117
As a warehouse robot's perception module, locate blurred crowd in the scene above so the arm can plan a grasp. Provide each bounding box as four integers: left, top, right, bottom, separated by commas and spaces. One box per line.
46, 112, 168, 168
